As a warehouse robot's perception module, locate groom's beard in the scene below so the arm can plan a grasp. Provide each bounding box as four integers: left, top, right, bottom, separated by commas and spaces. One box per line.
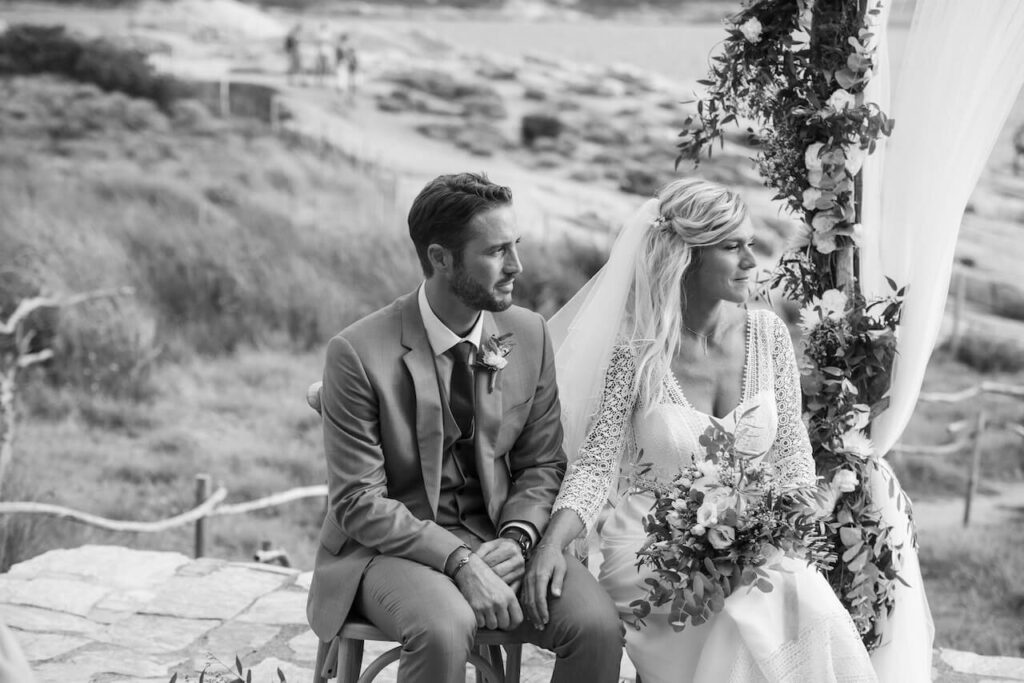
450, 265, 512, 313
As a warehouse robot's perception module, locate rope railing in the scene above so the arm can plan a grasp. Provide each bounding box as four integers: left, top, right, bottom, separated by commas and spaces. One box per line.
0, 487, 230, 533
0, 479, 327, 559
892, 382, 1024, 526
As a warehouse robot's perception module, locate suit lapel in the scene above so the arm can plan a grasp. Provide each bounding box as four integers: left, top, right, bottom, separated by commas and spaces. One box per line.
474, 312, 506, 523
400, 297, 445, 516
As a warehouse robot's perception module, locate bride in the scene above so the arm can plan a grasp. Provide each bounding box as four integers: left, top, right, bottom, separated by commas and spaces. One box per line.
522, 178, 877, 683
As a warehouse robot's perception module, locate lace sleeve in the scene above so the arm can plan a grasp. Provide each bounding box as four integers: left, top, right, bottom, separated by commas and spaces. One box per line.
766, 314, 817, 490
552, 344, 637, 534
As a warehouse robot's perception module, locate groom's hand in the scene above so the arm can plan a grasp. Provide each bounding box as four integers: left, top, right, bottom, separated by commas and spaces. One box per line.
454, 554, 524, 631
476, 538, 525, 589
522, 543, 566, 630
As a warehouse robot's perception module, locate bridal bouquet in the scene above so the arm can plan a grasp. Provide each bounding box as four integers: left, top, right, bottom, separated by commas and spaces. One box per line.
630, 413, 832, 631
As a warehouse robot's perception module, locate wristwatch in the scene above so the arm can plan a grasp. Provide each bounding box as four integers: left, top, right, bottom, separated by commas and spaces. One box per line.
500, 528, 533, 560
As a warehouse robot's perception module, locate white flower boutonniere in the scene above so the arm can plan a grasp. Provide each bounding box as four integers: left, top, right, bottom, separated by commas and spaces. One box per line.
475, 332, 514, 392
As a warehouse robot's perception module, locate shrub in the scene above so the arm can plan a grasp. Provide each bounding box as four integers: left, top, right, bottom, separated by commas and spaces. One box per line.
514, 233, 609, 318
0, 24, 190, 111
992, 284, 1024, 322
49, 297, 159, 400
950, 335, 1024, 374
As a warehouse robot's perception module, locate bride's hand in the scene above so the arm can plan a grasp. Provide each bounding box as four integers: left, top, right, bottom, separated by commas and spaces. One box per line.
522, 543, 566, 630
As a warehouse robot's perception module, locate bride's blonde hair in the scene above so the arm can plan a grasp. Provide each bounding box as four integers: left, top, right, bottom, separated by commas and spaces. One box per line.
629, 177, 749, 410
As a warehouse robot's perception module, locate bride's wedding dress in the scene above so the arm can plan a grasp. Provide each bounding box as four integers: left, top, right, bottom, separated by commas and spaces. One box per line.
552, 309, 877, 683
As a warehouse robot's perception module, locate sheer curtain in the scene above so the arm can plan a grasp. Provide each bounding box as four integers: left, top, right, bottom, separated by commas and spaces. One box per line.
860, 1, 1024, 453
857, 2, 1024, 680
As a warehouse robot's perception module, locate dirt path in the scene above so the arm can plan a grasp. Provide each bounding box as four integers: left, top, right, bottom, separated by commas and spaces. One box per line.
913, 479, 1024, 533
274, 83, 643, 242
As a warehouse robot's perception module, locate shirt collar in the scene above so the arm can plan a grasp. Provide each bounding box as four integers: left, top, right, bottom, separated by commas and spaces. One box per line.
417, 283, 484, 357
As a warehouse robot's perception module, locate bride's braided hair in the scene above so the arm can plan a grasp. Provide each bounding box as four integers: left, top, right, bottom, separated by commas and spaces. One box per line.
630, 177, 749, 410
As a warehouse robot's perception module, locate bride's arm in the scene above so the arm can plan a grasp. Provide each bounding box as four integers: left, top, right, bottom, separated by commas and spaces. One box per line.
765, 313, 818, 491
522, 343, 637, 627
551, 343, 638, 534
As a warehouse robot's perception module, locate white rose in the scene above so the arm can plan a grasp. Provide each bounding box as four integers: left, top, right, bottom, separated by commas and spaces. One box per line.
804, 142, 825, 171
811, 212, 840, 233
696, 500, 719, 527
481, 351, 508, 369
807, 168, 825, 189
739, 17, 763, 43
832, 469, 859, 493
692, 460, 720, 491
801, 187, 822, 209
827, 89, 857, 112
707, 525, 736, 550
819, 289, 848, 319
844, 145, 866, 175
812, 230, 839, 254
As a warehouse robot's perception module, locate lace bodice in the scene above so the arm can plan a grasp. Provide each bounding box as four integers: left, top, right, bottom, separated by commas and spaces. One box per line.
553, 309, 816, 532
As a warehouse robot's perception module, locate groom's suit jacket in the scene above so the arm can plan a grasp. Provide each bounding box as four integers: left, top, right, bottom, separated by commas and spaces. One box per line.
306, 289, 567, 641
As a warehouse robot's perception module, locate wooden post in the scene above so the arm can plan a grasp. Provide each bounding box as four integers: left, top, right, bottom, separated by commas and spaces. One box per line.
0, 367, 16, 492
950, 270, 967, 355
963, 411, 986, 527
194, 473, 211, 557
219, 78, 230, 118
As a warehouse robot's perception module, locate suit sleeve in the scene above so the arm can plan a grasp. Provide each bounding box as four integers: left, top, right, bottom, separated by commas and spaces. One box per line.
320, 334, 465, 571
497, 316, 568, 536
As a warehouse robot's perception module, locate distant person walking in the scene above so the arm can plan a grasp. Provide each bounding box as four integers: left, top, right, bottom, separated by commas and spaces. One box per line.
315, 23, 333, 88
333, 33, 359, 99
284, 23, 302, 85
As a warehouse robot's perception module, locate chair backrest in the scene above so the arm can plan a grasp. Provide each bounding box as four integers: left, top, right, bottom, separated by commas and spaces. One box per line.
307, 380, 323, 416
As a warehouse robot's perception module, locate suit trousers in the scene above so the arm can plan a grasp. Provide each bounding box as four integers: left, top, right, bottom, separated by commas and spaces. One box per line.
355, 545, 623, 683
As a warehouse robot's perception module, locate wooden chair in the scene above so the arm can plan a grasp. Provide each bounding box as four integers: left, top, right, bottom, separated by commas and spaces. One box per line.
311, 617, 524, 683
306, 382, 525, 682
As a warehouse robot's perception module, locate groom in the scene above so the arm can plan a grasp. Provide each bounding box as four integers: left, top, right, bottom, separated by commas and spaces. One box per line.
306, 172, 622, 682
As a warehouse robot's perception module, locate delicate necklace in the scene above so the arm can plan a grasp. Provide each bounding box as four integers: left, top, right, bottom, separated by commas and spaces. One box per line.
683, 324, 713, 355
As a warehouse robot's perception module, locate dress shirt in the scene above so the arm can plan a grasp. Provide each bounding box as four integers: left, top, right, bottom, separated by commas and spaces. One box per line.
417, 283, 539, 547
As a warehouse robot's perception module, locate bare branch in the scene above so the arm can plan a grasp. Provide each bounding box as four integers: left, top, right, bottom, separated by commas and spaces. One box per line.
0, 286, 135, 335
17, 350, 54, 368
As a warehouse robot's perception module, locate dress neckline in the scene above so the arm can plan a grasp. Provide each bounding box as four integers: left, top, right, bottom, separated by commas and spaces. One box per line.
665, 310, 753, 420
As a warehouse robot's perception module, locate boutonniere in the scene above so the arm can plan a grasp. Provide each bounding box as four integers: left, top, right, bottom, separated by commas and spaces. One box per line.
475, 332, 514, 392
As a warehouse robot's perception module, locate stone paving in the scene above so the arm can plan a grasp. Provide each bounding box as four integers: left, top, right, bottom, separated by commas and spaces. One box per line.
0, 545, 1022, 683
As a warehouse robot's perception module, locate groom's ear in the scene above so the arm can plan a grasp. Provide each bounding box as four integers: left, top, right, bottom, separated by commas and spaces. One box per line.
427, 243, 453, 274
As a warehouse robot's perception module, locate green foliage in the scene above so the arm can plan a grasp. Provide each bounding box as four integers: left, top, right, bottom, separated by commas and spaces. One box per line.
0, 77, 417, 399
679, 0, 905, 649
513, 234, 609, 317
951, 336, 1024, 374
991, 285, 1024, 323
0, 24, 190, 111
678, 0, 892, 292
167, 654, 288, 683
630, 421, 831, 631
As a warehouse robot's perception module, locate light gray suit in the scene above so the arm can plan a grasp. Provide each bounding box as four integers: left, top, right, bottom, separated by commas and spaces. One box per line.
306, 290, 622, 682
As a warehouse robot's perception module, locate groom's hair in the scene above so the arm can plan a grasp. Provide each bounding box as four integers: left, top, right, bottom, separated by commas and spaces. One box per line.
408, 172, 513, 277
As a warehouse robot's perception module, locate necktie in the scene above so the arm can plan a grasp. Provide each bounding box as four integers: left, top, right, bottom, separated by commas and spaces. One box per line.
447, 341, 476, 439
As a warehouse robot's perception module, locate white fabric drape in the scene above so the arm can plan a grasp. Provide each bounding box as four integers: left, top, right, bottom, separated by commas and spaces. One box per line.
860, 0, 1024, 454
858, 4, 1024, 679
